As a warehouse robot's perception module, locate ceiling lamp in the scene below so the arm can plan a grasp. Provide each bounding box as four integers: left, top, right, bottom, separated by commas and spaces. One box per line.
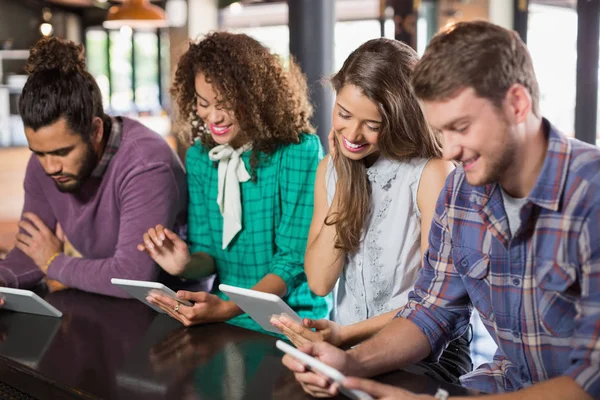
103, 0, 169, 29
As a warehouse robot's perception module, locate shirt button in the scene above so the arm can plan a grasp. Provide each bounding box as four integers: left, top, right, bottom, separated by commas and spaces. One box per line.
461, 259, 469, 267
512, 330, 521, 339
512, 278, 521, 286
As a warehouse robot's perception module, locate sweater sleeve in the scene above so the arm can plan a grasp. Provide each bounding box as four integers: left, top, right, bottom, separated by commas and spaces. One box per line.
0, 155, 53, 288
46, 161, 187, 298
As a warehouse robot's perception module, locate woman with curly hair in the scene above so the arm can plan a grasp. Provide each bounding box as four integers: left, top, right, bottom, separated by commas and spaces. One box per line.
138, 32, 331, 332
271, 38, 472, 393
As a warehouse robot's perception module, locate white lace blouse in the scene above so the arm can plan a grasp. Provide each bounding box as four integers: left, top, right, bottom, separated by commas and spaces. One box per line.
326, 156, 430, 325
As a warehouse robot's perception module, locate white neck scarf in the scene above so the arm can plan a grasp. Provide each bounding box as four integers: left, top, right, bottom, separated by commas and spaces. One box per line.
208, 143, 252, 249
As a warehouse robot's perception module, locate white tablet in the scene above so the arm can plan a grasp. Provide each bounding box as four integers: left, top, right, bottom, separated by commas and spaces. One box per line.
111, 278, 193, 314
0, 287, 62, 318
275, 340, 374, 400
219, 284, 302, 334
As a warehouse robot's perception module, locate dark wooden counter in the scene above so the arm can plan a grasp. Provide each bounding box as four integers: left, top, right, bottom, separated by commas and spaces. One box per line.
0, 289, 472, 399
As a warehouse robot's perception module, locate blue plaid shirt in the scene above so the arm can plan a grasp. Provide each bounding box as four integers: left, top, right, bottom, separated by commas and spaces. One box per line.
398, 119, 600, 397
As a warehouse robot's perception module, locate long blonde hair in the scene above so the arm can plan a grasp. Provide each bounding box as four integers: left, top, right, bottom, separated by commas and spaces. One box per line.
327, 38, 442, 254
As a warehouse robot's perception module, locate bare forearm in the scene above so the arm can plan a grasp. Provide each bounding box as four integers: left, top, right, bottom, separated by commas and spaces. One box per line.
252, 273, 287, 297
453, 377, 591, 400
340, 309, 399, 348
304, 221, 345, 296
182, 252, 215, 279
345, 317, 431, 378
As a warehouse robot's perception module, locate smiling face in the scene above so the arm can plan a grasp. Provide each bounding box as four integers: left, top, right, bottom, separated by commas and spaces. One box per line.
422, 87, 518, 187
25, 117, 100, 193
331, 84, 381, 162
194, 72, 246, 147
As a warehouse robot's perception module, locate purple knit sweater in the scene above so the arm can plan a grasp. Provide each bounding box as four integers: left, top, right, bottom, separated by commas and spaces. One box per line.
0, 118, 187, 298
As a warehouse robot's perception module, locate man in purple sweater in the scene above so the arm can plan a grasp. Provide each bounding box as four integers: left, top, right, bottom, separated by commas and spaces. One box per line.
0, 38, 187, 298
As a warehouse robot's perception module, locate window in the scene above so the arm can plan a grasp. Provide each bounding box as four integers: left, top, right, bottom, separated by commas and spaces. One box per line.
527, 3, 577, 137
86, 27, 165, 116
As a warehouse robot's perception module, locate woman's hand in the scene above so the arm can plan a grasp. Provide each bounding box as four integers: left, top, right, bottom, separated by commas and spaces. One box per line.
138, 224, 191, 276
270, 315, 344, 348
146, 291, 238, 327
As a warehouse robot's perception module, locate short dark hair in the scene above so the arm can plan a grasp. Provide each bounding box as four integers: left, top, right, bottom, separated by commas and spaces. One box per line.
412, 21, 540, 116
19, 37, 107, 138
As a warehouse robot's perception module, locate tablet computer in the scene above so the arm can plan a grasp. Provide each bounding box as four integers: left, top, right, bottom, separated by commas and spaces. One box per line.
218, 284, 302, 334
111, 278, 193, 314
0, 287, 62, 318
275, 340, 374, 400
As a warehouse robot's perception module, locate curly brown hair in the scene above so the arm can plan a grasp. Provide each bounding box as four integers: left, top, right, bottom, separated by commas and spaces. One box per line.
171, 31, 315, 175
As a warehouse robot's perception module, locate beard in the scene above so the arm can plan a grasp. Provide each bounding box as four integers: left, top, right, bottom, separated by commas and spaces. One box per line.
464, 117, 518, 187
52, 143, 98, 193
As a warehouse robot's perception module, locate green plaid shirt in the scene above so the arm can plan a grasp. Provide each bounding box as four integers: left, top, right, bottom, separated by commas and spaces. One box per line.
186, 133, 332, 335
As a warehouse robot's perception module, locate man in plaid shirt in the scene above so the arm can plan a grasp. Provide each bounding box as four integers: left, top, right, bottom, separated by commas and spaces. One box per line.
283, 21, 599, 400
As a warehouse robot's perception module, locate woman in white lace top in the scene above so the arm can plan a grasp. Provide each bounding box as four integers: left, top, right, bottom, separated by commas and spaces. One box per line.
271, 38, 472, 386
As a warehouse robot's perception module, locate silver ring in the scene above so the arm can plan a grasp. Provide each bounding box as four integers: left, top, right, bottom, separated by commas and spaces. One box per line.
174, 303, 180, 313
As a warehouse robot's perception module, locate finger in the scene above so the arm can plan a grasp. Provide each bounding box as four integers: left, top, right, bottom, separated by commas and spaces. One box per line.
148, 228, 164, 248
282, 354, 307, 373
163, 228, 186, 248
294, 371, 331, 390
307, 319, 330, 331
18, 220, 40, 238
147, 296, 190, 325
149, 292, 178, 308
15, 241, 31, 255
344, 377, 405, 398
155, 225, 166, 241
279, 315, 309, 334
56, 223, 65, 241
163, 228, 180, 242
177, 302, 201, 321
301, 382, 336, 398
143, 233, 155, 250
272, 320, 309, 347
15, 233, 33, 246
22, 213, 50, 234
179, 290, 208, 302
137, 243, 147, 252
150, 295, 197, 325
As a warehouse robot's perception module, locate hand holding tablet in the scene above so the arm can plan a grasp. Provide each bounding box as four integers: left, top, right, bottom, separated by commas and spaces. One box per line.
111, 278, 192, 314
276, 340, 374, 400
219, 284, 303, 334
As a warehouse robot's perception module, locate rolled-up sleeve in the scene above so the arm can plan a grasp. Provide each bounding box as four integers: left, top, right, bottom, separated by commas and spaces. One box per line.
397, 172, 473, 361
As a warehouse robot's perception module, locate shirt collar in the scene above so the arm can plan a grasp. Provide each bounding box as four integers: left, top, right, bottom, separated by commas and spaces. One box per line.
92, 116, 122, 178
470, 118, 571, 213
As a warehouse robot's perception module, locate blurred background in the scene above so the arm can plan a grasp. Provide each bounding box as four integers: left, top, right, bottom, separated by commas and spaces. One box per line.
0, 0, 595, 369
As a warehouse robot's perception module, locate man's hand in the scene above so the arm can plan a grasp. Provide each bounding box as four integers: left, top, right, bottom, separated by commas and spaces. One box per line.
344, 377, 434, 400
147, 291, 239, 327
282, 341, 361, 398
15, 212, 63, 272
